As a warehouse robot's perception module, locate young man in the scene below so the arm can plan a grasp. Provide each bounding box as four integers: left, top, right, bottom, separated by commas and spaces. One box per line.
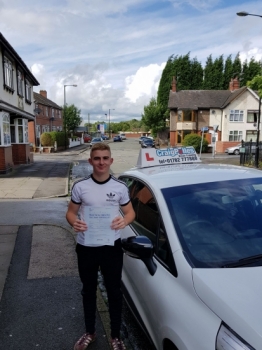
66, 143, 135, 350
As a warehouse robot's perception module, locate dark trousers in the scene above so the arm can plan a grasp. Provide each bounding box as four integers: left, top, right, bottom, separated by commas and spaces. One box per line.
76, 239, 123, 339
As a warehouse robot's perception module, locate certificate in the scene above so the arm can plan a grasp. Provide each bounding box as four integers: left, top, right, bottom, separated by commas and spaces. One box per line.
83, 206, 119, 246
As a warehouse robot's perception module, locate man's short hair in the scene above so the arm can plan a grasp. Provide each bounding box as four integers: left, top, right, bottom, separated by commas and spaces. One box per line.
90, 142, 111, 157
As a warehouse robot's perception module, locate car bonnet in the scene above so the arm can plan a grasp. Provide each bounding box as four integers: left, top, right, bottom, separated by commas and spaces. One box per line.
193, 267, 262, 348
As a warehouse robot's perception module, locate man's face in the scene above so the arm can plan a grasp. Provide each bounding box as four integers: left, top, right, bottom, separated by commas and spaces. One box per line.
88, 149, 113, 176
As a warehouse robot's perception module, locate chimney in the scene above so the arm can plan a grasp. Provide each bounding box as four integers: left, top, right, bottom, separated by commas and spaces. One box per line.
40, 90, 47, 98
171, 76, 177, 92
229, 77, 240, 92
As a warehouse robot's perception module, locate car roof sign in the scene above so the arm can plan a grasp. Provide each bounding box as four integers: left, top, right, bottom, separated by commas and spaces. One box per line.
136, 146, 201, 168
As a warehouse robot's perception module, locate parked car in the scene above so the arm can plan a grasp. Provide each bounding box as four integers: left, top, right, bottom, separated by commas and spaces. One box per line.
113, 135, 122, 142
83, 134, 92, 143
141, 138, 155, 148
119, 133, 126, 140
101, 134, 109, 140
119, 146, 262, 350
139, 136, 150, 144
225, 143, 241, 155
90, 137, 103, 147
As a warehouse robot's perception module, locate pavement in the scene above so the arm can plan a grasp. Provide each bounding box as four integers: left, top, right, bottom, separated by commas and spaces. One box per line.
0, 143, 243, 350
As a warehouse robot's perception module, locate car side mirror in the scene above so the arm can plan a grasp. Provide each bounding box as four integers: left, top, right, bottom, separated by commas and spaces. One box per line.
122, 236, 157, 276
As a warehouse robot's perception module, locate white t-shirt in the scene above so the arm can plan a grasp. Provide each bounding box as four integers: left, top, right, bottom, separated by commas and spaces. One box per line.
71, 174, 130, 246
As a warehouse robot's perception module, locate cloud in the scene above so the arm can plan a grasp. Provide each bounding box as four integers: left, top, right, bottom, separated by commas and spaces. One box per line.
125, 63, 165, 102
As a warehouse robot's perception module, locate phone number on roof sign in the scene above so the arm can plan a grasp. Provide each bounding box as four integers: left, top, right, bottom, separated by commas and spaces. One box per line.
159, 156, 198, 164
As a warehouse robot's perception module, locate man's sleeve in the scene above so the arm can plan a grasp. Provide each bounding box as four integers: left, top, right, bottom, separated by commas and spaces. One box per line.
71, 183, 82, 204
120, 184, 131, 206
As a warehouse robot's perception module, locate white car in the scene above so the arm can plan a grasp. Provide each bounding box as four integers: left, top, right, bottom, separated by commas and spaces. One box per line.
119, 147, 262, 350
119, 133, 126, 140
225, 144, 241, 155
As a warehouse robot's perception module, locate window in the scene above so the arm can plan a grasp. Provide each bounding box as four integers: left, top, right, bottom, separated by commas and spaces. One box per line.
246, 130, 257, 142
178, 110, 195, 122
121, 177, 173, 267
229, 110, 243, 122
45, 107, 49, 117
58, 110, 61, 118
4, 56, 13, 90
36, 125, 41, 138
42, 125, 49, 133
229, 130, 243, 141
247, 110, 258, 123
2, 114, 11, 145
25, 79, 32, 103
17, 70, 24, 96
0, 113, 11, 146
52, 109, 54, 118
10, 119, 28, 143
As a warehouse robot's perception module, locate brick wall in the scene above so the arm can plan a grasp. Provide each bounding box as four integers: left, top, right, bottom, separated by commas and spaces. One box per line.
216, 141, 239, 153
12, 144, 31, 165
0, 146, 13, 174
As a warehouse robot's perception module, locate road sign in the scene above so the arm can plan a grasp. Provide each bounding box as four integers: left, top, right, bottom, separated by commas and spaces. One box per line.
201, 126, 209, 132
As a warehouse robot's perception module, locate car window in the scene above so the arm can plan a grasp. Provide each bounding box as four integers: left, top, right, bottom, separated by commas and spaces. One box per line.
121, 177, 175, 270
162, 178, 262, 268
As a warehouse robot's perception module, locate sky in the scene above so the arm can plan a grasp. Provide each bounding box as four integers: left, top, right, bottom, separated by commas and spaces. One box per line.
1, 0, 262, 124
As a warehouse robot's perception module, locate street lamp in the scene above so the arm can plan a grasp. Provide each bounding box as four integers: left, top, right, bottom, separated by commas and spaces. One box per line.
236, 11, 262, 167
105, 114, 107, 135
108, 108, 115, 139
237, 11, 262, 18
63, 84, 77, 149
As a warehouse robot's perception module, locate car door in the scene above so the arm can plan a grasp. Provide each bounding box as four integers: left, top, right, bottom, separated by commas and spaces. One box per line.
120, 177, 178, 348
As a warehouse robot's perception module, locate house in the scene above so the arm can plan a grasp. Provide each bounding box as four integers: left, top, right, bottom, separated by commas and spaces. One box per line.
168, 77, 261, 152
32, 91, 63, 146
0, 33, 40, 173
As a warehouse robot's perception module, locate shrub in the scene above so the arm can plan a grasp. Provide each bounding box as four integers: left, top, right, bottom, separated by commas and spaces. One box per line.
40, 131, 68, 147
182, 133, 208, 153
40, 132, 54, 146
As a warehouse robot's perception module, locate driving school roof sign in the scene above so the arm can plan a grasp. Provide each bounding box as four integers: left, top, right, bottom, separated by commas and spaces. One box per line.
136, 146, 201, 168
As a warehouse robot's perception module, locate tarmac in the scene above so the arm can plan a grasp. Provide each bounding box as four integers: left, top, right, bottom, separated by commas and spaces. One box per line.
0, 144, 115, 350
0, 143, 243, 350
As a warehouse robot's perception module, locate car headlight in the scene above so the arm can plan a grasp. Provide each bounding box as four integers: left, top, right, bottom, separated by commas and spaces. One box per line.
216, 323, 254, 350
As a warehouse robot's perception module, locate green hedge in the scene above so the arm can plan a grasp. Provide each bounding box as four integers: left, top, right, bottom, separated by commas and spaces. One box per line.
40, 131, 68, 147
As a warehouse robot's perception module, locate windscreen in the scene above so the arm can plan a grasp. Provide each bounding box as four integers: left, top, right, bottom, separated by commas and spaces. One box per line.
162, 177, 262, 268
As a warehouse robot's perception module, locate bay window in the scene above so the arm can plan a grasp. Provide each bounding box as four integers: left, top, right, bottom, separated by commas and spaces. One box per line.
0, 112, 11, 146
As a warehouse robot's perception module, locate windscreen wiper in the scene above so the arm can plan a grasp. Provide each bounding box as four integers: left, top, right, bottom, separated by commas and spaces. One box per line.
221, 254, 262, 268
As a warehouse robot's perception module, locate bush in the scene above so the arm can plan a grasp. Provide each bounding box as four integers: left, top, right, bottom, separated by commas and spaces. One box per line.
182, 133, 209, 153
40, 131, 68, 147
40, 132, 54, 146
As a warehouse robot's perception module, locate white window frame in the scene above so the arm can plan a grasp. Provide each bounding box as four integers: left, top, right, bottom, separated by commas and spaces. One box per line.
0, 113, 11, 146
36, 125, 41, 138
229, 110, 244, 122
4, 56, 13, 90
42, 125, 50, 133
10, 119, 28, 144
25, 79, 32, 103
229, 130, 243, 141
45, 107, 49, 117
17, 70, 24, 96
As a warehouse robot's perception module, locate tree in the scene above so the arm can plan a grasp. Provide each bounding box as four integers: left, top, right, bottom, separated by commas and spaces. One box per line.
141, 97, 167, 134
223, 54, 233, 89
157, 55, 174, 108
212, 55, 224, 90
203, 54, 214, 89
63, 104, 82, 133
191, 57, 203, 89
247, 75, 262, 97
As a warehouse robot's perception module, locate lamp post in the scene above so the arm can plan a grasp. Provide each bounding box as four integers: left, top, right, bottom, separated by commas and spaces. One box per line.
237, 11, 262, 167
63, 84, 77, 149
108, 108, 115, 139
236, 11, 262, 18
105, 114, 107, 135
